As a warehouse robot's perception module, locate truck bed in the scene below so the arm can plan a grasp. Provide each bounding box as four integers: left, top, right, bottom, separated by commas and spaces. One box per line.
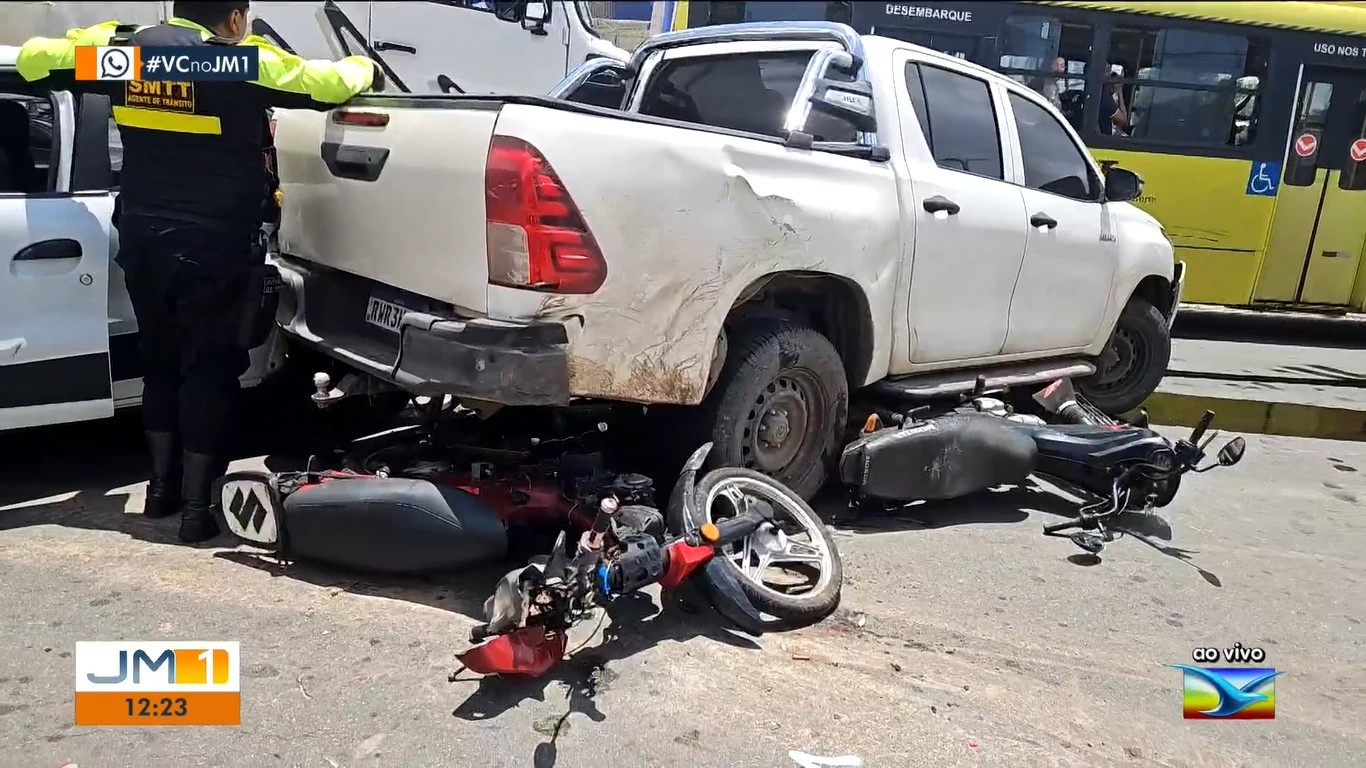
272, 92, 900, 403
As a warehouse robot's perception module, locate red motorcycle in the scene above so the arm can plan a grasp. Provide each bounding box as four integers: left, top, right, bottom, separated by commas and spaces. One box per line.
214, 441, 843, 676
459, 442, 841, 676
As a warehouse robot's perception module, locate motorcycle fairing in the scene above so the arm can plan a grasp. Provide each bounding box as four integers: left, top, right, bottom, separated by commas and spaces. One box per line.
216, 471, 288, 550
458, 626, 566, 677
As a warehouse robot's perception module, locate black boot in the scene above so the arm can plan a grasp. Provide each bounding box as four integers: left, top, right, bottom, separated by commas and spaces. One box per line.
143, 431, 181, 519
178, 451, 223, 543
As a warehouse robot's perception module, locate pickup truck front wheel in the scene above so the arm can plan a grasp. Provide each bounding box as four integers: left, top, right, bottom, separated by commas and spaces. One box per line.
1077, 297, 1171, 416
702, 320, 849, 500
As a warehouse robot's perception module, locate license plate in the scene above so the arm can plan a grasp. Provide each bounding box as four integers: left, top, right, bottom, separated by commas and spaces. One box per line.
217, 475, 280, 548
364, 295, 407, 333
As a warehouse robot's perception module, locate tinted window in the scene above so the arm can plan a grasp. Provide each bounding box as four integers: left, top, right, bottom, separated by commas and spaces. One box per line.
638, 51, 858, 141
906, 63, 1003, 179
1009, 92, 1096, 200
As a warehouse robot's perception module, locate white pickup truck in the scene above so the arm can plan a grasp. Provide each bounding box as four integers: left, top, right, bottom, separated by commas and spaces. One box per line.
271, 22, 1185, 497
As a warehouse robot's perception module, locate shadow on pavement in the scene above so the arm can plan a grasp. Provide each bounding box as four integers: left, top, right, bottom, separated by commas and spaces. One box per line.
448, 591, 760, 768
822, 478, 1224, 585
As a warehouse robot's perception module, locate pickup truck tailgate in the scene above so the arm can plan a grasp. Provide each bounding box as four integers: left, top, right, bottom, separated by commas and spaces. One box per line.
273, 101, 496, 314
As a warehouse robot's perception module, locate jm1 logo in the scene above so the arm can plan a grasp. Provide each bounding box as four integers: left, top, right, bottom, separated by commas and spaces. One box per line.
84, 646, 231, 686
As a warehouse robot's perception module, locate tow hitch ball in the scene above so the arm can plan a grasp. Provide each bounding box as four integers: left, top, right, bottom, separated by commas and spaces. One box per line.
312, 372, 345, 408
310, 371, 392, 409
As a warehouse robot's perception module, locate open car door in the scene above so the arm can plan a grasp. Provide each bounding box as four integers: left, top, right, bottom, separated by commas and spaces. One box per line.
0, 92, 117, 431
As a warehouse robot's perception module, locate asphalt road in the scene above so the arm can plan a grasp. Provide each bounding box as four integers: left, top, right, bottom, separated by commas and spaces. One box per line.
1, 414, 1364, 767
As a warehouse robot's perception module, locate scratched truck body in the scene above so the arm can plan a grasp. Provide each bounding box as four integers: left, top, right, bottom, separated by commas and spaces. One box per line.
271, 22, 1182, 498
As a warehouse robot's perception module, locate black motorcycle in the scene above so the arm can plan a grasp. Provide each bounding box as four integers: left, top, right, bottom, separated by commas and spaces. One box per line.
839, 378, 1246, 553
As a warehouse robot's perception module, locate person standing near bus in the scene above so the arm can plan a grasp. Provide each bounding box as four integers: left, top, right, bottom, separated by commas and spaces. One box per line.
16, 1, 382, 542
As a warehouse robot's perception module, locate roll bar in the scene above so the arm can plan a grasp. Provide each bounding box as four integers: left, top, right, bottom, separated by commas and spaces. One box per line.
548, 22, 875, 149
628, 22, 865, 74
551, 21, 865, 100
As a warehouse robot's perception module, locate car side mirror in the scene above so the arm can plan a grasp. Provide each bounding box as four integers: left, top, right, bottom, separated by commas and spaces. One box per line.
521, 1, 550, 34
807, 78, 876, 135
1217, 436, 1246, 467
1103, 165, 1143, 203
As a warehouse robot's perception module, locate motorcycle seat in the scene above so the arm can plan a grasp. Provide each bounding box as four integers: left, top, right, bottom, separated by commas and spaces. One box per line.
282, 477, 509, 574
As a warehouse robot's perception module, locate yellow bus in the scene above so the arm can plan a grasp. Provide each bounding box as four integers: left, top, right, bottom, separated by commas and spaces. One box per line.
655, 1, 1366, 313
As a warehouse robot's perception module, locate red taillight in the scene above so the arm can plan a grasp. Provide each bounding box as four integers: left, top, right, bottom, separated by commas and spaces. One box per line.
332, 109, 391, 127
268, 117, 277, 139
484, 136, 606, 294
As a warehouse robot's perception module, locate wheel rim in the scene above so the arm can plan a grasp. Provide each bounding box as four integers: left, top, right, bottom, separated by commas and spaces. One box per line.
1088, 326, 1151, 394
741, 370, 827, 479
703, 475, 834, 602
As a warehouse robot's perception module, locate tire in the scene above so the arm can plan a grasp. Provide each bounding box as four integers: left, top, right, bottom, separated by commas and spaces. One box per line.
1077, 297, 1171, 416
670, 466, 843, 626
697, 319, 849, 500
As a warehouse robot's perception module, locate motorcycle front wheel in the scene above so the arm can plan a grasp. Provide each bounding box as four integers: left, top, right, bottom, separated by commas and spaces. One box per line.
672, 467, 843, 626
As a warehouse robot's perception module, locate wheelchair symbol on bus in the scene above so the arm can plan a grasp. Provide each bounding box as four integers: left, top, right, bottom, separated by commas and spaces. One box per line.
1246, 161, 1280, 197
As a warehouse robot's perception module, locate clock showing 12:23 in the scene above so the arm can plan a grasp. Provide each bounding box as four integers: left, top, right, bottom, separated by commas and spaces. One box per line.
125, 697, 188, 718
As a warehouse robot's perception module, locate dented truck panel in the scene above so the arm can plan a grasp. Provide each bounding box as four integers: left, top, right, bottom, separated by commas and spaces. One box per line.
485, 104, 902, 405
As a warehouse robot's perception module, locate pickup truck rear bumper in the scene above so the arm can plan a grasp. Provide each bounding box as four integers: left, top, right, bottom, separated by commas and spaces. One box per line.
273, 258, 572, 406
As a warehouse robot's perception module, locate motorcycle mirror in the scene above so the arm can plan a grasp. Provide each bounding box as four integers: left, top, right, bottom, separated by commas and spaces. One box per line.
1217, 436, 1246, 467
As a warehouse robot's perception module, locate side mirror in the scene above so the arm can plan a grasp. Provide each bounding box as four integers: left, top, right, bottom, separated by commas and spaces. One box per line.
807, 78, 876, 134
522, 1, 550, 34
1217, 437, 1246, 467
1103, 165, 1143, 203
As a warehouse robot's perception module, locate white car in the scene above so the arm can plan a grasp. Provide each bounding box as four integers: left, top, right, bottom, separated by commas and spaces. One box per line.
0, 47, 282, 432
269, 22, 1185, 498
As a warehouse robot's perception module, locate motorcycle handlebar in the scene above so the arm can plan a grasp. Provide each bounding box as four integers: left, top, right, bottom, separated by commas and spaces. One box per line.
1189, 410, 1215, 445
710, 509, 768, 546
1042, 520, 1075, 535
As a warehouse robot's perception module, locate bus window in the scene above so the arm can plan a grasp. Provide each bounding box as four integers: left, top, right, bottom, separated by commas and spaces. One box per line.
997, 14, 1094, 132
1285, 81, 1334, 187
1340, 91, 1366, 191
702, 2, 848, 25
1104, 26, 1269, 148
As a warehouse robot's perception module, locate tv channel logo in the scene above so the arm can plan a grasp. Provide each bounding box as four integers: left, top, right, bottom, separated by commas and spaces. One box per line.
1170, 644, 1281, 720
75, 641, 240, 726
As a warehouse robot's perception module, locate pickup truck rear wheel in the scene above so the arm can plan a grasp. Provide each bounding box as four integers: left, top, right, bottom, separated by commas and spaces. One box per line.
703, 320, 849, 500
1077, 297, 1171, 416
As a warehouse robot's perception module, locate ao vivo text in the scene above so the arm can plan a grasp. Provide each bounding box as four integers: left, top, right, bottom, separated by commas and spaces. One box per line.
1191, 643, 1267, 664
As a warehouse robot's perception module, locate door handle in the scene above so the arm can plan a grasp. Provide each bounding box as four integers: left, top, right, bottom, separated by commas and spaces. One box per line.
321, 142, 391, 182
1030, 213, 1058, 229
923, 195, 960, 215
373, 40, 417, 54
14, 238, 82, 262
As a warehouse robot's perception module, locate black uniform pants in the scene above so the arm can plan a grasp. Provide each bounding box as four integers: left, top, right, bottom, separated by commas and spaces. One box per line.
117, 214, 254, 457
